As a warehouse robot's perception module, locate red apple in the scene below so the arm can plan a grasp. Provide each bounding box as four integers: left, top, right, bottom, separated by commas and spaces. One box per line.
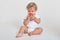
28, 13, 33, 17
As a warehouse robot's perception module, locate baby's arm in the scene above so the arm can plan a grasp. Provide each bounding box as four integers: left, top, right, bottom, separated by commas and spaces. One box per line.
30, 15, 40, 24
23, 16, 30, 26
34, 17, 40, 24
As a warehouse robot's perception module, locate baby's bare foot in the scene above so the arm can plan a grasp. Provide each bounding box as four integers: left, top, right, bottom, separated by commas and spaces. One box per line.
28, 32, 33, 36
16, 33, 22, 38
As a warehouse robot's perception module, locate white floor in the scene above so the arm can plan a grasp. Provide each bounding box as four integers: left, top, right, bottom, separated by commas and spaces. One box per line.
0, 22, 60, 40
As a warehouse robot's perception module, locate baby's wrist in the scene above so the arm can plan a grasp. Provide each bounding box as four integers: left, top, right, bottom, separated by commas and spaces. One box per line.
33, 16, 36, 20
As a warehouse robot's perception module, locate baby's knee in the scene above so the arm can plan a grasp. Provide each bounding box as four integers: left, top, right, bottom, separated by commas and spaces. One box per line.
39, 27, 43, 33
21, 26, 28, 29
20, 26, 25, 29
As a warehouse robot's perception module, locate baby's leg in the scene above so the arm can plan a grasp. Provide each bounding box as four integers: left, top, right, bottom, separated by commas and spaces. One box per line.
28, 27, 43, 36
16, 26, 28, 38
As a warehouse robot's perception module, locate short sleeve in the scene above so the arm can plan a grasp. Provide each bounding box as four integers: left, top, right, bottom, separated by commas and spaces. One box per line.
35, 14, 41, 18
23, 14, 28, 19
22, 14, 28, 23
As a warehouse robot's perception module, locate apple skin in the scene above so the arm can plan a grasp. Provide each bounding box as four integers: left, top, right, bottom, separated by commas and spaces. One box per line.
28, 13, 33, 17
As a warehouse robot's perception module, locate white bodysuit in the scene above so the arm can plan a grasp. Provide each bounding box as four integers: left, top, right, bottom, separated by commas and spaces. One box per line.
24, 13, 40, 33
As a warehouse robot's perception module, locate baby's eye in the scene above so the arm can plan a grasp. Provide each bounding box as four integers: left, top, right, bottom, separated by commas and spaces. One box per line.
28, 11, 30, 12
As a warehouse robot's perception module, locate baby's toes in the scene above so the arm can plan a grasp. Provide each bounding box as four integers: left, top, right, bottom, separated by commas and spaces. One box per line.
16, 33, 22, 38
28, 32, 32, 36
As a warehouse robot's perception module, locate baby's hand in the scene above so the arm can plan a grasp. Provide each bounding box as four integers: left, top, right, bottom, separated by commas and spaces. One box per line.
30, 15, 35, 21
27, 16, 30, 21
27, 13, 35, 21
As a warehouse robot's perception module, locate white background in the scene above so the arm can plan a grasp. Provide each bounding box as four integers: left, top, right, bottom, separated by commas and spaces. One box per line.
0, 0, 60, 40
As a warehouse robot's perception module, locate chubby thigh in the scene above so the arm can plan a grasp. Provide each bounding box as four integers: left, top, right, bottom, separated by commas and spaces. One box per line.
28, 27, 43, 35
24, 26, 38, 33
24, 26, 43, 34
24, 26, 28, 33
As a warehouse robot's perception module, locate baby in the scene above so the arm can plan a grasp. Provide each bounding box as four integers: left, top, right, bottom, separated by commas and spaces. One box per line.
16, 2, 43, 38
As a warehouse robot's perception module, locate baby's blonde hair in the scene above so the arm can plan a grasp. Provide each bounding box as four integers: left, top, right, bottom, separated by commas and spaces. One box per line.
26, 2, 37, 11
